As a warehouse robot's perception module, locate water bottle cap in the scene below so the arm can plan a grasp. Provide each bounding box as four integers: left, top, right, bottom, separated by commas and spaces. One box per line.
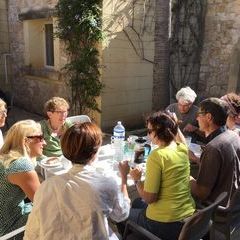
117, 121, 122, 125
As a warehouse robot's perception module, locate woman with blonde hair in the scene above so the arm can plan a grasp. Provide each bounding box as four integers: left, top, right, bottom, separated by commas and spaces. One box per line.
0, 120, 44, 237
40, 96, 72, 157
0, 98, 7, 148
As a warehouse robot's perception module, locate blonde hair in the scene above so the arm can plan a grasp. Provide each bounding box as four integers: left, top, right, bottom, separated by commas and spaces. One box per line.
0, 119, 41, 167
0, 98, 6, 110
43, 97, 69, 117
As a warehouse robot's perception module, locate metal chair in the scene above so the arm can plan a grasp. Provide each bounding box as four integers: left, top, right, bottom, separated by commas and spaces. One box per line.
211, 188, 240, 240
66, 115, 91, 124
0, 226, 25, 240
123, 192, 227, 240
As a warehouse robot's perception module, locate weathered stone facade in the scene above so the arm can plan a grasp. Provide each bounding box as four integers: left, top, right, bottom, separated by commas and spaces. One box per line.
5, 0, 155, 130
7, 0, 67, 115
0, 0, 10, 92
199, 0, 240, 98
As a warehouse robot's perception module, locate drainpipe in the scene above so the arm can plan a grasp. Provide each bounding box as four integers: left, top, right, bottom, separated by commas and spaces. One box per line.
2, 53, 12, 84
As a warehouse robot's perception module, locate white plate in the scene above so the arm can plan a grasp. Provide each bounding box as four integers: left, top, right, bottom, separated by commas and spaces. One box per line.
41, 157, 62, 167
189, 143, 202, 158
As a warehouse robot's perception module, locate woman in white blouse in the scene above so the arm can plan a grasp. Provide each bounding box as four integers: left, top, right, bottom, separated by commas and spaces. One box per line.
0, 98, 7, 148
24, 122, 130, 240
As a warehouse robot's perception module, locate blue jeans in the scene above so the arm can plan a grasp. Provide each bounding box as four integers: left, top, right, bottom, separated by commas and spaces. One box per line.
129, 198, 184, 240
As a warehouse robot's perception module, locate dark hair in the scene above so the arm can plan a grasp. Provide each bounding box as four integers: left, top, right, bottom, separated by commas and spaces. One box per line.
146, 111, 178, 145
61, 122, 102, 164
221, 93, 240, 116
200, 98, 228, 126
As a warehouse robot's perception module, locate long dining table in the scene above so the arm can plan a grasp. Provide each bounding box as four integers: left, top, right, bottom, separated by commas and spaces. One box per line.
37, 144, 144, 200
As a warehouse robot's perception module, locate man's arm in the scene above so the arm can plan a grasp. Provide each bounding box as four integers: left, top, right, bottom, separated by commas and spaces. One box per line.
190, 176, 211, 200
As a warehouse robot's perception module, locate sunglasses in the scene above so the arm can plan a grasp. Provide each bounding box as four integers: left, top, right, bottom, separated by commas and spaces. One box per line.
27, 135, 45, 142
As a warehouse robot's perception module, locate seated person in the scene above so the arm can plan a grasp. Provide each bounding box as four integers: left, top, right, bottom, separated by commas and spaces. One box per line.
122, 111, 195, 240
221, 92, 240, 134
0, 98, 7, 148
40, 97, 72, 157
166, 86, 205, 143
0, 120, 43, 237
24, 122, 130, 240
190, 98, 240, 207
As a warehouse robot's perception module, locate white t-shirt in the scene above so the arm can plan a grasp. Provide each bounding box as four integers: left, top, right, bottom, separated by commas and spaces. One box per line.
24, 164, 130, 240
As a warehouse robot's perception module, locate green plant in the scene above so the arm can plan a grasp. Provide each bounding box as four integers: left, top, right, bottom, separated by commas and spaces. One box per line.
55, 0, 104, 114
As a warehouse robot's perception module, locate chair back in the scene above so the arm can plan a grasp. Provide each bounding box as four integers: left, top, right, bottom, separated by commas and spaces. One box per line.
0, 226, 25, 240
123, 220, 161, 240
211, 187, 240, 240
66, 115, 91, 124
229, 187, 240, 223
178, 192, 227, 240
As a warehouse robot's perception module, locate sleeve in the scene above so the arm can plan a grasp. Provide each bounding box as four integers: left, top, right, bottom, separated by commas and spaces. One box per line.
165, 104, 175, 112
6, 157, 34, 175
196, 146, 221, 191
108, 178, 130, 223
144, 151, 162, 193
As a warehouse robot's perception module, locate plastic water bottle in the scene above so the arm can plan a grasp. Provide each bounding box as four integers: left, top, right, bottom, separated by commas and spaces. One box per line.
113, 121, 125, 161
113, 121, 125, 140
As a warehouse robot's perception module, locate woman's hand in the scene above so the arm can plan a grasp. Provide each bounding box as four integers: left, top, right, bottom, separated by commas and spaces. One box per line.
189, 150, 200, 164
129, 167, 142, 181
118, 161, 130, 181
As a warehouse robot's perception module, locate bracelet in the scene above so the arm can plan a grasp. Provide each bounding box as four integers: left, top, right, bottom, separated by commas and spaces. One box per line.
134, 180, 141, 186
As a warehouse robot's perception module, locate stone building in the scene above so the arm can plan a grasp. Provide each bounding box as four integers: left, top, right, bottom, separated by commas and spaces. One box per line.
1, 0, 239, 130
0, 0, 155, 131
0, 1, 10, 93
199, 0, 240, 98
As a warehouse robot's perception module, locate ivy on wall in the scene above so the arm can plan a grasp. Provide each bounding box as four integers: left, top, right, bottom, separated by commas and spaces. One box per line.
169, 0, 207, 99
56, 0, 104, 114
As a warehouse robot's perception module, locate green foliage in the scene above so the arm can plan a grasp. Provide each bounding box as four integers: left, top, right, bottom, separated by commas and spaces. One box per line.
55, 0, 104, 114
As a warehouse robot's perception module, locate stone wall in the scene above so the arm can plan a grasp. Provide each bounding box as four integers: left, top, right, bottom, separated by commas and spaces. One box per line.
0, 0, 10, 92
169, 0, 207, 102
7, 0, 68, 114
7, 0, 155, 130
101, 0, 155, 130
199, 0, 240, 98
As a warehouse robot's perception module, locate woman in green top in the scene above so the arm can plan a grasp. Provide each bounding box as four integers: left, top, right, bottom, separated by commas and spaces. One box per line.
0, 120, 43, 237
40, 97, 72, 157
128, 111, 195, 240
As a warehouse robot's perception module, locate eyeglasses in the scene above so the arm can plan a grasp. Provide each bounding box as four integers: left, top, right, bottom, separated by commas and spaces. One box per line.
27, 135, 45, 142
0, 110, 7, 116
52, 110, 68, 115
147, 128, 154, 134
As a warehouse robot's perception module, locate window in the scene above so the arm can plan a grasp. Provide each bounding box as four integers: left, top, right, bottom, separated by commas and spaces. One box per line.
45, 24, 54, 67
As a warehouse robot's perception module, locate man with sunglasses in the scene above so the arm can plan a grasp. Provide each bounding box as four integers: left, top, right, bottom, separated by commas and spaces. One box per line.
190, 98, 240, 207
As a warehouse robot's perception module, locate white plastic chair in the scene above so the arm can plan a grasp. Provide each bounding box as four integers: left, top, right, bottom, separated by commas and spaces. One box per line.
0, 226, 25, 240
66, 115, 91, 124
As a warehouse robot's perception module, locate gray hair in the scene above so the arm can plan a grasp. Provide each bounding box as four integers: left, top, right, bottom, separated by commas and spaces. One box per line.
176, 86, 197, 103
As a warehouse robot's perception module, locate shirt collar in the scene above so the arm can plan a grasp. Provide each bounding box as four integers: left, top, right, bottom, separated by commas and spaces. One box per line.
206, 126, 226, 143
